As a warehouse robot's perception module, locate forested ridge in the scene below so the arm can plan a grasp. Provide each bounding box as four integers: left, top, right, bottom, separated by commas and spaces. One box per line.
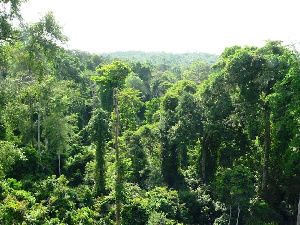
0, 1, 299, 224
102, 51, 218, 67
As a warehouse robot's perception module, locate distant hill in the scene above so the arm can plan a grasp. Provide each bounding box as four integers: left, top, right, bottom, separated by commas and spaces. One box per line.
103, 51, 219, 66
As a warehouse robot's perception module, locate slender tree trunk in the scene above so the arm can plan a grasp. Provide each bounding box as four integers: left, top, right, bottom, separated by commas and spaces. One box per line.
38, 99, 41, 154
297, 197, 300, 225
201, 135, 207, 181
58, 151, 61, 177
114, 88, 121, 225
44, 105, 48, 152
228, 205, 231, 225
92, 82, 97, 110
95, 144, 105, 196
29, 96, 35, 148
95, 113, 106, 196
262, 109, 271, 192
236, 204, 240, 225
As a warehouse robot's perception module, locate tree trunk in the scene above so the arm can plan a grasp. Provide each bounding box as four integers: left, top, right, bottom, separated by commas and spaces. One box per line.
201, 135, 207, 181
262, 110, 271, 192
58, 151, 61, 177
38, 99, 41, 154
228, 205, 231, 225
297, 197, 300, 225
29, 95, 35, 149
44, 105, 48, 152
95, 144, 105, 196
114, 88, 121, 225
92, 82, 97, 109
236, 204, 240, 225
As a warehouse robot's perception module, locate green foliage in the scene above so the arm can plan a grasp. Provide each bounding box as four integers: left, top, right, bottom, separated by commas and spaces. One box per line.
25, 202, 49, 224
0, 0, 27, 43
0, 14, 298, 224
0, 178, 37, 224
7, 146, 41, 181
246, 200, 283, 225
220, 45, 242, 59
159, 80, 200, 186
87, 108, 110, 195
118, 88, 144, 131
121, 185, 185, 224
144, 97, 161, 124
0, 195, 29, 224
0, 140, 25, 178
54, 50, 85, 81
145, 187, 185, 221
215, 166, 255, 207
147, 211, 181, 225
32, 175, 76, 222
70, 207, 96, 224
86, 54, 104, 71
64, 146, 95, 187
179, 187, 215, 224
122, 198, 148, 225
92, 61, 131, 88
182, 61, 211, 84
24, 12, 68, 57
136, 124, 164, 189
125, 72, 148, 98
216, 42, 299, 224
131, 61, 152, 93
87, 108, 110, 144
123, 131, 149, 187
105, 51, 218, 66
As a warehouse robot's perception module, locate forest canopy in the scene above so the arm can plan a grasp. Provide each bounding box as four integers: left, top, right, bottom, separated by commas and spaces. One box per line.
0, 2, 299, 224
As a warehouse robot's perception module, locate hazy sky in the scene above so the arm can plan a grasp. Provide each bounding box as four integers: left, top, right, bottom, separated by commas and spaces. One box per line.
21, 0, 300, 54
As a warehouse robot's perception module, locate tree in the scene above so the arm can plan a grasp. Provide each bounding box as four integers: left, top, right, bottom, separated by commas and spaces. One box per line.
42, 77, 79, 176
150, 70, 177, 98
2, 12, 69, 154
118, 88, 143, 132
123, 131, 149, 188
0, 0, 27, 43
92, 61, 131, 224
93, 61, 130, 89
215, 166, 254, 225
217, 42, 299, 223
182, 61, 210, 84
195, 73, 234, 182
222, 42, 293, 193
144, 98, 161, 124
124, 73, 148, 100
87, 108, 110, 196
131, 61, 152, 100
297, 198, 300, 225
268, 47, 300, 221
0, 141, 25, 178
159, 80, 199, 187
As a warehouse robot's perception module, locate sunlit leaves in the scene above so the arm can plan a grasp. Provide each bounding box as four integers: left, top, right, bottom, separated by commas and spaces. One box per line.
92, 61, 131, 88
0, 141, 25, 178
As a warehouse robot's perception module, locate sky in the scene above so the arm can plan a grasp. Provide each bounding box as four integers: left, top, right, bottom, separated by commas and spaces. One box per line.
21, 0, 300, 55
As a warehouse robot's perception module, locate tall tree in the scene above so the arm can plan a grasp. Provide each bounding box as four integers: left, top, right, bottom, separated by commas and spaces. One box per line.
92, 61, 131, 224
87, 108, 110, 196
160, 80, 200, 187
220, 42, 297, 203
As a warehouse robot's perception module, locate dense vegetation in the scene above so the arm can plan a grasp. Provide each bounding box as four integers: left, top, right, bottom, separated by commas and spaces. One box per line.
0, 1, 299, 224
102, 51, 218, 67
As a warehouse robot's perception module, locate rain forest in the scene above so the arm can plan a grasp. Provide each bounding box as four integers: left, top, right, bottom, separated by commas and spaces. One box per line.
0, 1, 299, 224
